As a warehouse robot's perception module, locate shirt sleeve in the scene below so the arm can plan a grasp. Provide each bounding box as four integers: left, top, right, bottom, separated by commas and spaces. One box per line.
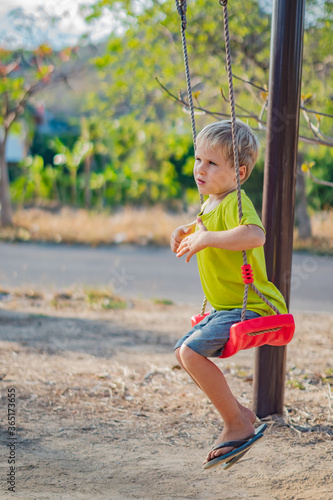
224, 192, 265, 233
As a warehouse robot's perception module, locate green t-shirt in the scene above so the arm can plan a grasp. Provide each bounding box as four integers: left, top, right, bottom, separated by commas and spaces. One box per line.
197, 190, 288, 317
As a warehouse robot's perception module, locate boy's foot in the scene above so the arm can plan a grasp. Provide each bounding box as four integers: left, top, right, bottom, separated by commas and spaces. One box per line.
203, 409, 256, 466
239, 405, 257, 426
203, 423, 255, 465
203, 424, 267, 470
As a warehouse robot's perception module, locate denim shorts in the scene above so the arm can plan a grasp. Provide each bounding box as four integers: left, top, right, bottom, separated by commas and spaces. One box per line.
174, 308, 261, 358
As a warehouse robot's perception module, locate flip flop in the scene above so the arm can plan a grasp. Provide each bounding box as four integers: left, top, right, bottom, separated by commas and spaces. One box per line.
222, 423, 268, 471
222, 449, 248, 470
202, 423, 267, 470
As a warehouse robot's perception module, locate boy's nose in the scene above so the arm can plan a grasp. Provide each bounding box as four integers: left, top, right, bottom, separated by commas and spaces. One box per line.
196, 163, 206, 174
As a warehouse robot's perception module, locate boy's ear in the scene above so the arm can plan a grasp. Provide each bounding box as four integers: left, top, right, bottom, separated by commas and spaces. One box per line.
239, 165, 247, 180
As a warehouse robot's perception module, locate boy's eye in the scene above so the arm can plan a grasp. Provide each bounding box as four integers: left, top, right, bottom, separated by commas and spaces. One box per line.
195, 157, 201, 162
209, 161, 217, 166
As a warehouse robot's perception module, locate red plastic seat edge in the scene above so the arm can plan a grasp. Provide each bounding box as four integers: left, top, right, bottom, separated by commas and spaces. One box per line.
190, 312, 295, 359
191, 312, 210, 327
220, 314, 295, 358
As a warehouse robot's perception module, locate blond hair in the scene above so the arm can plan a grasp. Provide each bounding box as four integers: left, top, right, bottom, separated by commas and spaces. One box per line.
196, 120, 260, 182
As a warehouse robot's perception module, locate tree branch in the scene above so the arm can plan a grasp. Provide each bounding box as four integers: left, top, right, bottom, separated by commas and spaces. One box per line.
3, 59, 21, 77
232, 73, 266, 91
155, 76, 234, 120
5, 68, 73, 130
299, 134, 333, 148
301, 107, 333, 119
156, 77, 333, 149
308, 170, 333, 188
156, 76, 265, 122
232, 73, 333, 119
220, 87, 265, 125
302, 108, 333, 144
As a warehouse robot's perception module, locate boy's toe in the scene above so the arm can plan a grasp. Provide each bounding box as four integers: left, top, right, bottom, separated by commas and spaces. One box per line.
202, 450, 215, 465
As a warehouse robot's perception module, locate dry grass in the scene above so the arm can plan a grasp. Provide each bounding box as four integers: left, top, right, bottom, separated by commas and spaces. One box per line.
0, 286, 129, 311
293, 210, 333, 254
4, 205, 190, 246
0, 205, 332, 252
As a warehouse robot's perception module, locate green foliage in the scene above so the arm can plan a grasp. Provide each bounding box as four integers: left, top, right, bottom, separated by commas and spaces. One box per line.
5, 0, 333, 212
81, 0, 331, 209
10, 155, 58, 204
304, 146, 333, 210
51, 135, 94, 205
82, 0, 274, 208
0, 32, 79, 226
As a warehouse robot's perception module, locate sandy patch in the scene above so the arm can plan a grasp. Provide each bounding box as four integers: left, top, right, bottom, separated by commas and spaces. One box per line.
0, 296, 332, 499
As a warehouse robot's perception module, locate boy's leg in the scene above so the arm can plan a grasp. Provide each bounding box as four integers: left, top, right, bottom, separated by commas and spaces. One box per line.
175, 347, 256, 424
178, 344, 256, 464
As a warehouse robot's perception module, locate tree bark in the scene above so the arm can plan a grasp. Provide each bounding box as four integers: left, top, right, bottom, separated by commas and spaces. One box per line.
84, 155, 92, 209
295, 167, 312, 239
0, 137, 13, 226
70, 171, 77, 206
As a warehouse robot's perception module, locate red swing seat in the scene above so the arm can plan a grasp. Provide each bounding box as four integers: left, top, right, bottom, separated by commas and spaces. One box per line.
191, 265, 295, 358
191, 312, 295, 359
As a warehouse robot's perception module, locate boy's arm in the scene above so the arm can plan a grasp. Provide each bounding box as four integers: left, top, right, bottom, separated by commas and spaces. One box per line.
170, 220, 197, 253
177, 217, 265, 262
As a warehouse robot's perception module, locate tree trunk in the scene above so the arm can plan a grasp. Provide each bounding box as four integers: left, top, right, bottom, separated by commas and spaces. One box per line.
70, 171, 77, 206
295, 166, 312, 240
0, 138, 13, 226
84, 155, 92, 209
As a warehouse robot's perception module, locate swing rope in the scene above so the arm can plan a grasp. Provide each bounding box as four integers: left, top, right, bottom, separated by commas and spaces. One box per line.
219, 0, 280, 317
175, 0, 203, 205
176, 0, 280, 322
219, 0, 250, 320
175, 0, 206, 316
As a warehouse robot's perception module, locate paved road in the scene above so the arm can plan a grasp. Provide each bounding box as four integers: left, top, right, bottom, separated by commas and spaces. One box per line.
0, 242, 332, 313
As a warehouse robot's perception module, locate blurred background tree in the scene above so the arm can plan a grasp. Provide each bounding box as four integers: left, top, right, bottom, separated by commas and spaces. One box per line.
0, 0, 331, 233
0, 16, 79, 226
83, 0, 332, 212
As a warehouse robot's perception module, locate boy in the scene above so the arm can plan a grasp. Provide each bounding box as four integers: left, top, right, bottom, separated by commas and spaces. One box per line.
170, 119, 287, 468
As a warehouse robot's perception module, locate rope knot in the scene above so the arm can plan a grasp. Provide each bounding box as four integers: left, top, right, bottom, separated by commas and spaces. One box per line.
175, 0, 187, 29
219, 0, 228, 6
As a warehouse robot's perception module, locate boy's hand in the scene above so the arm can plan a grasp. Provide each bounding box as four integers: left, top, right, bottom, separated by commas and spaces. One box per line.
170, 224, 194, 253
176, 217, 208, 263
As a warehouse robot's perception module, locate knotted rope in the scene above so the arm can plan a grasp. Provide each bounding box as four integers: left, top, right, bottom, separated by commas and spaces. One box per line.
176, 0, 280, 318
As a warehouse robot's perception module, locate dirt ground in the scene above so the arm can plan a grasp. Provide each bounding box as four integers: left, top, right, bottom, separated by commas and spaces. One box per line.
0, 292, 333, 500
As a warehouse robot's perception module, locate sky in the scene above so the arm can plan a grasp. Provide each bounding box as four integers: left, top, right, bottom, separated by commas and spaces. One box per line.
0, 0, 114, 49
